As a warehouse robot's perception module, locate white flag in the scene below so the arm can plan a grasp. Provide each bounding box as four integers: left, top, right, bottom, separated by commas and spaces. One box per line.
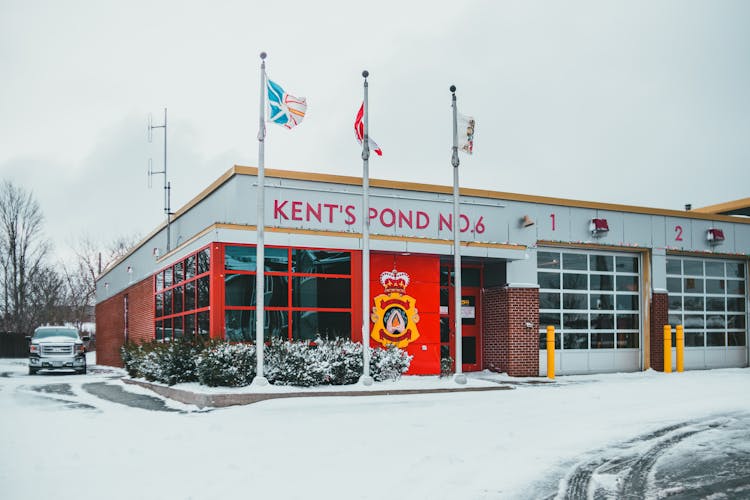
458, 113, 475, 155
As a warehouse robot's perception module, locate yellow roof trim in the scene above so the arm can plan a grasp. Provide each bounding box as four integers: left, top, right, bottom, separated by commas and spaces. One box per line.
692, 197, 750, 215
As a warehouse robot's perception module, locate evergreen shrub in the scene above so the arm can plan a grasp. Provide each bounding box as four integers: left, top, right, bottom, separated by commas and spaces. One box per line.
369, 343, 413, 381
196, 342, 256, 387
121, 337, 412, 387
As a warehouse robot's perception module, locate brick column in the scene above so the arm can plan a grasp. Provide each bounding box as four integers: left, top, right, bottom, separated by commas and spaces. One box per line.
483, 286, 539, 377
649, 292, 669, 371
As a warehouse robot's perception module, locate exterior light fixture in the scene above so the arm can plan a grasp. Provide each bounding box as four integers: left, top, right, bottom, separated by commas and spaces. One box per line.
706, 228, 725, 245
520, 215, 535, 228
589, 218, 609, 237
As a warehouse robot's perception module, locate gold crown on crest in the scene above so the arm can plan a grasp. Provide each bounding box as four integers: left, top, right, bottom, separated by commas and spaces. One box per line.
380, 269, 410, 294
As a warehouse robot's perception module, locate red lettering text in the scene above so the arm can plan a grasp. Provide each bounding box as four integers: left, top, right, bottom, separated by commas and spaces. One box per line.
323, 203, 337, 223
344, 205, 356, 225
380, 208, 396, 227
398, 210, 412, 229
439, 213, 452, 231
291, 201, 303, 221
306, 203, 322, 223
274, 200, 289, 220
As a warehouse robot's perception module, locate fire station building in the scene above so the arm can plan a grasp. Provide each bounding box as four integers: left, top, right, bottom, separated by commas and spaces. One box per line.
95, 166, 750, 376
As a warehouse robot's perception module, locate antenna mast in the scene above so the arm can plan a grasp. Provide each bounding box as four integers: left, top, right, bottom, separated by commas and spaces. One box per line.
148, 108, 172, 252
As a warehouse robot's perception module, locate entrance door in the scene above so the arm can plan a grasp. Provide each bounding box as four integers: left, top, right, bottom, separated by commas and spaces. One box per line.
440, 265, 482, 372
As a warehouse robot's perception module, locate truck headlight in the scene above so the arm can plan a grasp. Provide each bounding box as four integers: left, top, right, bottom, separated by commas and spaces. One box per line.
30, 344, 40, 354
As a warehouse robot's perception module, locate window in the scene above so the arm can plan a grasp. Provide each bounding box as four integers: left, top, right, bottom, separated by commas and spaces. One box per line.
223, 245, 353, 341
153, 245, 211, 341
538, 249, 641, 350
666, 257, 747, 348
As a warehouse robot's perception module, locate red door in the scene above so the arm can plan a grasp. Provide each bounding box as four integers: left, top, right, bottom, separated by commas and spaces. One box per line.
458, 287, 481, 372
440, 265, 482, 372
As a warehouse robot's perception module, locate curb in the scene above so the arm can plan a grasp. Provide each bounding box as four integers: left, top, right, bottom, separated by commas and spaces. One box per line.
123, 378, 513, 408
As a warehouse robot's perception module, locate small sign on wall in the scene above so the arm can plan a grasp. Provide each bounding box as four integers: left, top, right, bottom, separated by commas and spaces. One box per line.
461, 297, 475, 319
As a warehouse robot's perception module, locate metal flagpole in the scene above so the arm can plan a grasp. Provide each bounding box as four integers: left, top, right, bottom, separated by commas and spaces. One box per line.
451, 85, 467, 385
359, 70, 374, 386
253, 51, 269, 386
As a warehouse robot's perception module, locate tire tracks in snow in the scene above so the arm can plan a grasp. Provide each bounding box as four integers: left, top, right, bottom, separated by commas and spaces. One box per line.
558, 418, 730, 499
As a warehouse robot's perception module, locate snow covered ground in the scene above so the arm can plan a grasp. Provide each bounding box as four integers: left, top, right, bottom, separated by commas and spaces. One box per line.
1, 352, 749, 499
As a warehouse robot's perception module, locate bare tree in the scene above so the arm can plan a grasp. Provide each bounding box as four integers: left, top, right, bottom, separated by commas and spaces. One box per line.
27, 265, 66, 328
0, 180, 53, 334
62, 233, 141, 329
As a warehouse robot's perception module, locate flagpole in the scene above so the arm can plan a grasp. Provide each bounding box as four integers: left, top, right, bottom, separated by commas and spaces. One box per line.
451, 85, 467, 385
359, 70, 374, 386
253, 51, 269, 386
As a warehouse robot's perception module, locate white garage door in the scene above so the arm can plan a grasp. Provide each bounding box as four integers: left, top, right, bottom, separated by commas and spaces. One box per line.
538, 249, 642, 375
666, 257, 748, 369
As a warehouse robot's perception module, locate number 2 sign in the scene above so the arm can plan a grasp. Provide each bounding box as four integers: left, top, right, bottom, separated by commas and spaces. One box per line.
674, 225, 683, 242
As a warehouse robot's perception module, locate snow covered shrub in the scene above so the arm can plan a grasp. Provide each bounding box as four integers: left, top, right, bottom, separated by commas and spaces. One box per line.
119, 339, 205, 386
196, 342, 256, 387
158, 338, 204, 385
320, 338, 363, 385
440, 356, 454, 378
120, 341, 160, 379
369, 343, 413, 382
265, 337, 328, 387
120, 342, 141, 377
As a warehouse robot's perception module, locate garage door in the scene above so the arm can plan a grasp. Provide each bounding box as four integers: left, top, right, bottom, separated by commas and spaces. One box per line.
666, 257, 747, 369
538, 249, 642, 375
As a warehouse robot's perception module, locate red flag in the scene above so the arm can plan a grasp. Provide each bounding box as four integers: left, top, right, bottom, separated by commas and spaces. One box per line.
354, 103, 382, 156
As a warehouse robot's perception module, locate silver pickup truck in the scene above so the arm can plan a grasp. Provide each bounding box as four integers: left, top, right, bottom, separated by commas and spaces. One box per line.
27, 326, 89, 375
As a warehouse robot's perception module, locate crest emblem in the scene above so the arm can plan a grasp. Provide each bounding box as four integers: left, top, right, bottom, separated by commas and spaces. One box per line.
370, 268, 420, 348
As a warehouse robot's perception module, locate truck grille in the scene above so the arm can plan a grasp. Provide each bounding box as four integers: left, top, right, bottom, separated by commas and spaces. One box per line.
41, 344, 74, 355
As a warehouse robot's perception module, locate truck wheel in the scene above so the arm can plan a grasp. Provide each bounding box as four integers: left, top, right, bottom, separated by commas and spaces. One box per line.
28, 367, 38, 375
78, 365, 87, 375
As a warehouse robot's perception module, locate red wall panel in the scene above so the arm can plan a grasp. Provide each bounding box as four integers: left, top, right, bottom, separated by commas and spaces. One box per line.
370, 253, 440, 375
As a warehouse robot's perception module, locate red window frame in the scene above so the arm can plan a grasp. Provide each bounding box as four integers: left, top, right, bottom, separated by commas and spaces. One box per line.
220, 243, 362, 342
153, 244, 212, 341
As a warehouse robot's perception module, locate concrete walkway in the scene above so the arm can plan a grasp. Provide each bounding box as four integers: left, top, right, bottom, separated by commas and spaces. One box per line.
123, 377, 518, 408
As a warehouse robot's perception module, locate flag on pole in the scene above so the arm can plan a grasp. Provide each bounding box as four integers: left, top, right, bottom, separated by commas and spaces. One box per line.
266, 78, 307, 129
458, 113, 475, 155
354, 103, 382, 156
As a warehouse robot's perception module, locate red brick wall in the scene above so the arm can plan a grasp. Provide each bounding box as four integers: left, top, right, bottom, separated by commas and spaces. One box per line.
483, 286, 539, 377
649, 292, 669, 371
95, 277, 154, 367
482, 287, 503, 372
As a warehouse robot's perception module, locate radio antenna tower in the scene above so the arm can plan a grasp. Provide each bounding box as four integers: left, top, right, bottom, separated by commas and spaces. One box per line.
148, 108, 173, 252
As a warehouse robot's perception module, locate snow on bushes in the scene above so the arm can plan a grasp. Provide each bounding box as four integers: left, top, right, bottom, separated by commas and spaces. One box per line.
120, 339, 204, 386
370, 343, 412, 382
121, 337, 412, 387
196, 342, 256, 387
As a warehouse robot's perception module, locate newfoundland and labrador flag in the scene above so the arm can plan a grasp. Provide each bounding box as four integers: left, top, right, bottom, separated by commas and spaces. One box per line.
354, 103, 382, 156
266, 78, 307, 129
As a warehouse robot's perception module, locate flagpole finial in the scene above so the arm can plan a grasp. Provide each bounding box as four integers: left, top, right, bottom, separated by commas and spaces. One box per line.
450, 85, 456, 93
362, 70, 369, 78
260, 51, 267, 60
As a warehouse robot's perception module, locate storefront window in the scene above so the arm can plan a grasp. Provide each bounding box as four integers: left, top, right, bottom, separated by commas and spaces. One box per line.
292, 250, 351, 275
224, 245, 354, 342
153, 245, 211, 341
292, 277, 350, 308
292, 311, 350, 341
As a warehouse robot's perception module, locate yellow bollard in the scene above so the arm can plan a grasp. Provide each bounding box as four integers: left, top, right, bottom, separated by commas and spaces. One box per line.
546, 325, 555, 380
663, 325, 672, 373
676, 324, 684, 373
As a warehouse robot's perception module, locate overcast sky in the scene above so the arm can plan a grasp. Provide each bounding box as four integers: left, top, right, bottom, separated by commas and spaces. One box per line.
2, 0, 749, 262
